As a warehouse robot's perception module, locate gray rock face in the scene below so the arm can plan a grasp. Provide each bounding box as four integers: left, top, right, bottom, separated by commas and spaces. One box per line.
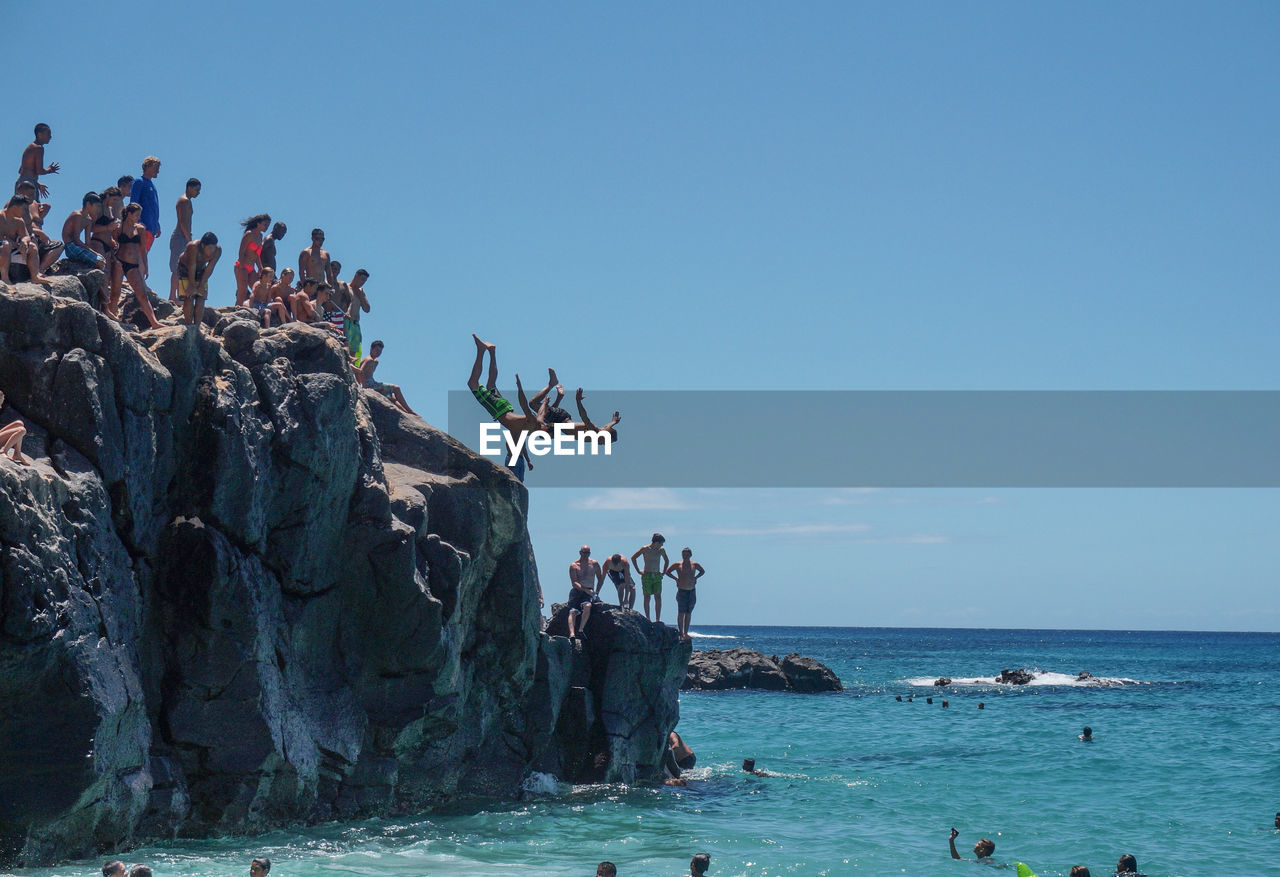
0, 277, 687, 867
997, 668, 1034, 685
683, 648, 842, 692
541, 605, 691, 784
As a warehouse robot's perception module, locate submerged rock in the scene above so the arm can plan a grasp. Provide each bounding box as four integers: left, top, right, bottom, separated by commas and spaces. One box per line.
0, 276, 687, 867
683, 648, 842, 692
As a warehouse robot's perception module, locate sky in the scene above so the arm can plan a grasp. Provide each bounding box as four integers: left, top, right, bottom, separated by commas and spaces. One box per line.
15, 1, 1278, 630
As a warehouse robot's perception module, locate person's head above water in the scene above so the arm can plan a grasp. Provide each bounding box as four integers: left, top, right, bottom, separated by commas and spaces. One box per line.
973, 839, 995, 858
690, 853, 711, 876
596, 863, 617, 877
102, 861, 125, 877
1116, 854, 1138, 873
742, 758, 755, 772
1069, 868, 1090, 877
1080, 726, 1093, 740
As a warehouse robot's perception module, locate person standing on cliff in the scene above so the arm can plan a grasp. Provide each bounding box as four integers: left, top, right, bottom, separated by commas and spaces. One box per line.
260, 222, 287, 273
344, 267, 372, 365
298, 227, 330, 284
664, 547, 705, 642
129, 156, 161, 252
567, 546, 603, 640
167, 177, 200, 301
631, 534, 670, 624
602, 553, 635, 609
15, 122, 58, 200
176, 232, 221, 329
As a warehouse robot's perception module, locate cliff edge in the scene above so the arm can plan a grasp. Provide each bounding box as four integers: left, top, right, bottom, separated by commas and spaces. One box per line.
0, 270, 689, 866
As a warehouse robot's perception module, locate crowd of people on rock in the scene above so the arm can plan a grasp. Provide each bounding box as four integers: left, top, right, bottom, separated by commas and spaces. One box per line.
562, 533, 705, 642
1, 123, 424, 468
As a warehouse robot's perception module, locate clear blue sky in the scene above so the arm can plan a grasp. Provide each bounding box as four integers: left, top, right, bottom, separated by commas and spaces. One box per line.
17, 2, 1277, 629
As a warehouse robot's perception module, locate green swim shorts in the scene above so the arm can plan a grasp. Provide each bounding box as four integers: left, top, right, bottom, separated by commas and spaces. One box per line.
642, 571, 663, 596
472, 385, 514, 420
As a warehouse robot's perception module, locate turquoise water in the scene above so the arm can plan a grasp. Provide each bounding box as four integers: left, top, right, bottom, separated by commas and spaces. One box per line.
8, 627, 1279, 877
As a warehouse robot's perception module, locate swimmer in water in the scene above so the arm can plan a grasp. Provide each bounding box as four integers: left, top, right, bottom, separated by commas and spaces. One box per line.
950, 828, 995, 862
1080, 726, 1093, 741
741, 758, 767, 777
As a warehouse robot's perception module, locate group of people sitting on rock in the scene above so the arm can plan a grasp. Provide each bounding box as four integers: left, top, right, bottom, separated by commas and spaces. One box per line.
4, 123, 421, 425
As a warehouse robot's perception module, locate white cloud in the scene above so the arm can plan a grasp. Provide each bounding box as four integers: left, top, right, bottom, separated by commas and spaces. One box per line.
570, 488, 695, 511
702, 522, 872, 537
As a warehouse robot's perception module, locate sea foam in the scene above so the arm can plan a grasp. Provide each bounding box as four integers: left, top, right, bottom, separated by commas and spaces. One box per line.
906, 670, 1144, 687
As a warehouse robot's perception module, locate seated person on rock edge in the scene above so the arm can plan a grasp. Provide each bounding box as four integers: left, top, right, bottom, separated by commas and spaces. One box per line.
357, 340, 419, 417
1, 195, 52, 286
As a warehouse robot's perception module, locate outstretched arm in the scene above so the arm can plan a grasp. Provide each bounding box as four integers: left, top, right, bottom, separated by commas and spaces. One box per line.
574, 388, 598, 431
949, 828, 961, 860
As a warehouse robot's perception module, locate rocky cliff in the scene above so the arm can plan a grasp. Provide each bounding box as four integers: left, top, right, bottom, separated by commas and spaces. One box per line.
0, 269, 688, 867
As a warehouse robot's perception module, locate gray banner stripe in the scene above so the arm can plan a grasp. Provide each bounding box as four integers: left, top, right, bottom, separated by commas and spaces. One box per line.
446, 391, 1280, 487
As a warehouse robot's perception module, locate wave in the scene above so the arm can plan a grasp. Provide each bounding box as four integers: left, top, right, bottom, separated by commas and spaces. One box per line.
688, 631, 737, 639
906, 670, 1146, 688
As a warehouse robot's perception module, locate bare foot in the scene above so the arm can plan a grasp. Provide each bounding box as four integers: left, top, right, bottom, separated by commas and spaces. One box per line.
472, 333, 494, 352
547, 367, 559, 386
33, 274, 52, 287
13, 452, 29, 466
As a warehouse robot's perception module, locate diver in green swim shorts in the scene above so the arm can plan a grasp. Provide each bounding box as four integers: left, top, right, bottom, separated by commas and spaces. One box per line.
468, 335, 560, 476
631, 533, 670, 624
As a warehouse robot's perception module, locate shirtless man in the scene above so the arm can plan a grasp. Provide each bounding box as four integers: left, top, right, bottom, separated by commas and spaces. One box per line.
176, 232, 222, 328
664, 547, 705, 641
260, 222, 286, 273
292, 283, 318, 322
298, 228, 330, 284
14, 180, 62, 271
249, 267, 289, 327
113, 176, 133, 217
631, 534, 670, 623
270, 267, 297, 318
15, 123, 58, 200
325, 259, 350, 312
567, 546, 604, 639
344, 267, 371, 365
357, 340, 418, 416
1, 195, 52, 286
61, 191, 107, 269
601, 553, 635, 609
168, 178, 201, 300
467, 334, 561, 480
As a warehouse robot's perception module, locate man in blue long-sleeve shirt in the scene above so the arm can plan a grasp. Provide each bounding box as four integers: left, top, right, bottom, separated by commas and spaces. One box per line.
129, 155, 162, 252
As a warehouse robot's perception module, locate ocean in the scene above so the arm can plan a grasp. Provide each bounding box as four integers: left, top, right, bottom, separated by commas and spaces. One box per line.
7, 627, 1279, 877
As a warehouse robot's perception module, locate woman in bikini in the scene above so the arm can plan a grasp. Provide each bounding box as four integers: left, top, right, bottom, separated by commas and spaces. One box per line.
117, 204, 162, 329
234, 213, 270, 308
89, 202, 121, 318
